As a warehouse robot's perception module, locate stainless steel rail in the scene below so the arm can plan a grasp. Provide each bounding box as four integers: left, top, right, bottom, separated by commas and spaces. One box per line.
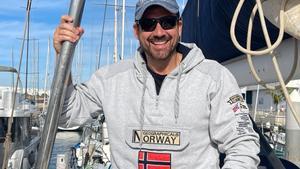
35, 0, 85, 168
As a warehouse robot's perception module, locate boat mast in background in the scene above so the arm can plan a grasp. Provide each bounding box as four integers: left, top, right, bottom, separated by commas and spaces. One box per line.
24, 0, 32, 98
11, 48, 14, 88
121, 0, 126, 60
113, 0, 118, 63
42, 37, 51, 113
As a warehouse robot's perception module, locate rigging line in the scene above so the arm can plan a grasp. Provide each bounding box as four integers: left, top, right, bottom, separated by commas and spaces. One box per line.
25, 0, 31, 98
97, 0, 108, 69
94, 3, 135, 8
1, 0, 32, 168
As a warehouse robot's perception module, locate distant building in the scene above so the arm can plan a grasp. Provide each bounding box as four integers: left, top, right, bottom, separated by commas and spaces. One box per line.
242, 79, 300, 127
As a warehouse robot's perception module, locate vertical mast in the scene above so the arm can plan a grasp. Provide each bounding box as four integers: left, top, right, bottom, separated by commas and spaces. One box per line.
42, 37, 50, 113
96, 0, 108, 69
121, 0, 125, 60
25, 0, 32, 98
32, 39, 36, 100
11, 48, 14, 88
130, 39, 133, 57
107, 40, 110, 65
113, 0, 118, 63
37, 40, 39, 100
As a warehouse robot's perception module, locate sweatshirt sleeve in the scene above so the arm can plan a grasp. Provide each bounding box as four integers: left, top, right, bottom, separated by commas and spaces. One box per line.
59, 71, 104, 128
209, 67, 260, 169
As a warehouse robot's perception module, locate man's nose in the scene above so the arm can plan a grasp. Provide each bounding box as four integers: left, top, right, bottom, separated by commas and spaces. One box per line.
152, 22, 166, 36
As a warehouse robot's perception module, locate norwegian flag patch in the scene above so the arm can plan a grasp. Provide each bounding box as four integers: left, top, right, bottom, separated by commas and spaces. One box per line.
138, 151, 171, 169
232, 103, 240, 113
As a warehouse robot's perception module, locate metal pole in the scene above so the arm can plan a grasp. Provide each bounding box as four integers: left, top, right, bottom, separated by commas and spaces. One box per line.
35, 0, 85, 168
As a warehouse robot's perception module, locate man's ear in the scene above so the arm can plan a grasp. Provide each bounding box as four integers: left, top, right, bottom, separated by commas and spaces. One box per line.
133, 23, 139, 39
178, 18, 183, 37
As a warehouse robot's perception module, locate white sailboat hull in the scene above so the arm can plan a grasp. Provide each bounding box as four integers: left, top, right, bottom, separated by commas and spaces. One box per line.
224, 38, 300, 87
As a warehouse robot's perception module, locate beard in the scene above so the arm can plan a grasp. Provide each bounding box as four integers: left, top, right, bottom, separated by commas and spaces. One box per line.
140, 34, 179, 61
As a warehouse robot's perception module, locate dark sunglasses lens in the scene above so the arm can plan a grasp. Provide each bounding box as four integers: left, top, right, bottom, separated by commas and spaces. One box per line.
139, 19, 157, 32
139, 16, 178, 32
160, 16, 178, 30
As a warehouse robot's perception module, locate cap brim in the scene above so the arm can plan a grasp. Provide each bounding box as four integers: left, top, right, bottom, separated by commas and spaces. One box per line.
135, 2, 179, 20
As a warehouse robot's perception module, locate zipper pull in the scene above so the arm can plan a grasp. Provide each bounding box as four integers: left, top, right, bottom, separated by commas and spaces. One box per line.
155, 96, 159, 109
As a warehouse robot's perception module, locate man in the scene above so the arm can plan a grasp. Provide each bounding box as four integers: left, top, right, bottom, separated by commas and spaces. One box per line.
54, 0, 260, 168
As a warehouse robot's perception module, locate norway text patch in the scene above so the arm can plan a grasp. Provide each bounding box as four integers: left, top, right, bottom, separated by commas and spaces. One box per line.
133, 130, 180, 145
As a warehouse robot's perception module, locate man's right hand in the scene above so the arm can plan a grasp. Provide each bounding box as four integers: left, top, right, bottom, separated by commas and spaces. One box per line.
53, 15, 84, 55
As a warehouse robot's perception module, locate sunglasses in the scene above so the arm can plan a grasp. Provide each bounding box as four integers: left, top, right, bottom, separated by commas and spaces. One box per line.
137, 15, 179, 32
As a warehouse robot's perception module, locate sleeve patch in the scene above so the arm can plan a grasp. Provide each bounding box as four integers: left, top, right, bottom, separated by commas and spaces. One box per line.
235, 113, 254, 135
227, 94, 244, 104
227, 94, 248, 113
227, 95, 253, 135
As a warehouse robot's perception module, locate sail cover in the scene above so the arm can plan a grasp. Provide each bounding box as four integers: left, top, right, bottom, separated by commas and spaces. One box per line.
181, 0, 290, 63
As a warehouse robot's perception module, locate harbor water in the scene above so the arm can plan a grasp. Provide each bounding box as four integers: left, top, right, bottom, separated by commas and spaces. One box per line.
49, 131, 81, 169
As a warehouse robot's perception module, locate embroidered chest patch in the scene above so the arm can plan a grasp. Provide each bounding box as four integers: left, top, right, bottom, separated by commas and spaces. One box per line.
132, 130, 180, 145
138, 151, 171, 169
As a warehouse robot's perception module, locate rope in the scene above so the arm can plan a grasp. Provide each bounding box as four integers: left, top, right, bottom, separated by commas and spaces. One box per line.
230, 0, 300, 127
245, 2, 298, 90
230, 0, 285, 56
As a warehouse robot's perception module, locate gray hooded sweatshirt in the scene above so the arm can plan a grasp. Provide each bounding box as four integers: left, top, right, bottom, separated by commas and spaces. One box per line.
60, 43, 260, 168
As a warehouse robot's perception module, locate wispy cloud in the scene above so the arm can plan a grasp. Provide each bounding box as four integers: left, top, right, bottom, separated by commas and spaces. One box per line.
0, 20, 24, 39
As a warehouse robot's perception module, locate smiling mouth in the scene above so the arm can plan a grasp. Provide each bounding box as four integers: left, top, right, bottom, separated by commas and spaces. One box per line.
149, 36, 170, 46
152, 40, 168, 45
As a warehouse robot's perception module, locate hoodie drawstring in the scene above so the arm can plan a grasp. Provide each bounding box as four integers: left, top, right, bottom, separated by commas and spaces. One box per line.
139, 64, 148, 148
174, 64, 183, 123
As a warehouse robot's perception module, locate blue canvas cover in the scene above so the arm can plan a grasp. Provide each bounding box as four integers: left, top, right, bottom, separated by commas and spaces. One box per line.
181, 0, 290, 63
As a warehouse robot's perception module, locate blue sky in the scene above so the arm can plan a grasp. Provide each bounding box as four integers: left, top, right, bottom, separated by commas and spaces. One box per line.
0, 0, 187, 90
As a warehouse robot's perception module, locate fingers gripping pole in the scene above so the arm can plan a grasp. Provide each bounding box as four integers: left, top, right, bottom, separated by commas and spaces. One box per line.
35, 0, 85, 168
